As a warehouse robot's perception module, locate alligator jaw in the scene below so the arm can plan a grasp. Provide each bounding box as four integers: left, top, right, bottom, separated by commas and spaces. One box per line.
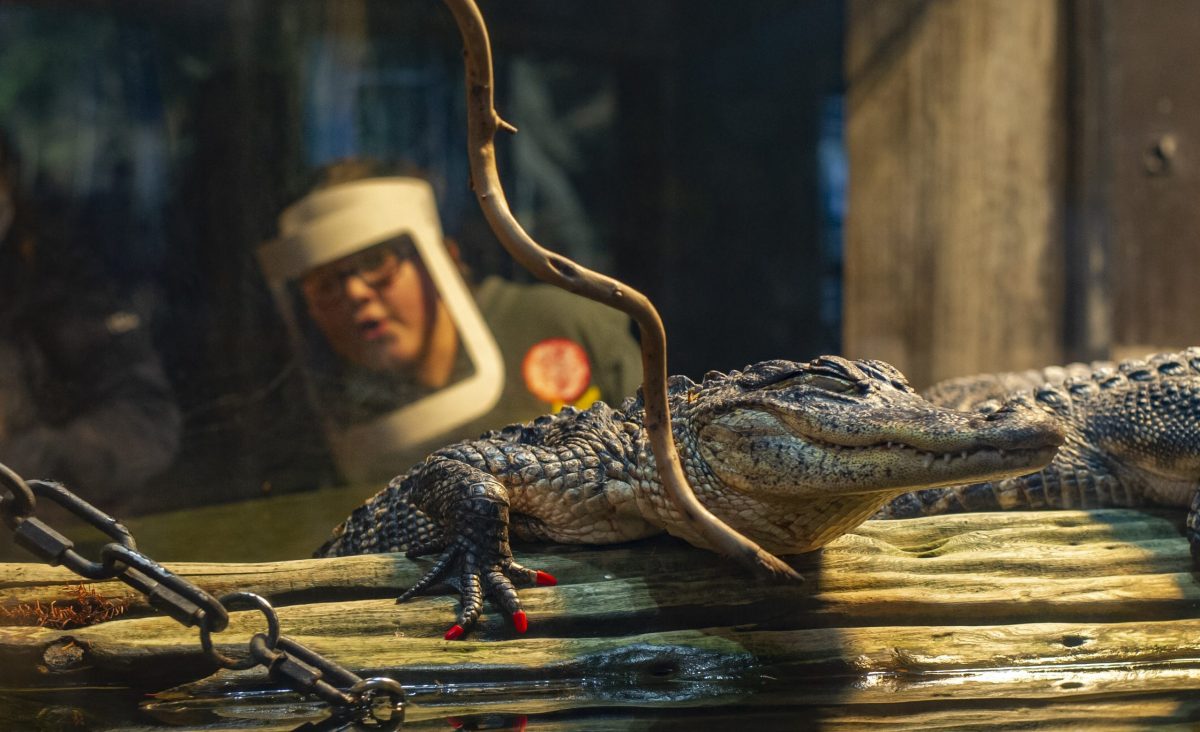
812, 440, 1061, 492
697, 407, 1063, 499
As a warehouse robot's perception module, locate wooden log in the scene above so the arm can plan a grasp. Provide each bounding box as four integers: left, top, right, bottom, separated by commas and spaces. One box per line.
2, 510, 1192, 662
125, 618, 1200, 714
1, 509, 1185, 610
0, 509, 1197, 711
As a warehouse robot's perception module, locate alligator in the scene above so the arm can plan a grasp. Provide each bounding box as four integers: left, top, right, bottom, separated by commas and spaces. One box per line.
317, 355, 1063, 638
876, 348, 1200, 560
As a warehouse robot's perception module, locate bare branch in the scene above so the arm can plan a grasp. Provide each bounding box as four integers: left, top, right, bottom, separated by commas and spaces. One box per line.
441, 0, 800, 581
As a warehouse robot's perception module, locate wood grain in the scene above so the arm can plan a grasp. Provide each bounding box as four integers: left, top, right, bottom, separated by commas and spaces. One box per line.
2, 507, 1198, 729
844, 0, 1067, 387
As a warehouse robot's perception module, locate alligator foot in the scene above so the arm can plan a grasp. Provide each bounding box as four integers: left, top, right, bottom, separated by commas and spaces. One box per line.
398, 478, 557, 639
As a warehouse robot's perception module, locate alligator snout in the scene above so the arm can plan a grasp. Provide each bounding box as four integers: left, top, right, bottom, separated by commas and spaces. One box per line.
975, 396, 1067, 451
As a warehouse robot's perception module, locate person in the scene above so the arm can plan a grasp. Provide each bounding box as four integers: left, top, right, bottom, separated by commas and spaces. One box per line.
0, 129, 182, 510
298, 219, 473, 424
265, 160, 644, 483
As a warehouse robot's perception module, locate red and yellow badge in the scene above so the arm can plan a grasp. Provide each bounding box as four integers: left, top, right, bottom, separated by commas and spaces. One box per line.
521, 338, 598, 410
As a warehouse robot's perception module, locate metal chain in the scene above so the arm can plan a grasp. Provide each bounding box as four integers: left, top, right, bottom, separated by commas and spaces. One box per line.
0, 462, 404, 730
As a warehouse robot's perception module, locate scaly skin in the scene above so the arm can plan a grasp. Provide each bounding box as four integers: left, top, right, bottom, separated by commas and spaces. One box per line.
317, 356, 1063, 637
878, 349, 1200, 561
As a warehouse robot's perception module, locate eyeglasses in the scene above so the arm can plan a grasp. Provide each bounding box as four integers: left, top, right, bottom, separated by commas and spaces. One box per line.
301, 237, 417, 308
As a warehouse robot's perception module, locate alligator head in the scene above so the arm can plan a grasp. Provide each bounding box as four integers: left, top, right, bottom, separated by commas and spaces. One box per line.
667, 356, 1066, 553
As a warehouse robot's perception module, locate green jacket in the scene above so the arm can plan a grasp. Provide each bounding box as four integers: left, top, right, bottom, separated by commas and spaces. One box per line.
338, 276, 644, 485
465, 275, 642, 432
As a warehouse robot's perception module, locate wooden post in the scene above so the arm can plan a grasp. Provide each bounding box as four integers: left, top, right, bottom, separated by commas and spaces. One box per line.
1099, 1, 1200, 358
843, 0, 1067, 388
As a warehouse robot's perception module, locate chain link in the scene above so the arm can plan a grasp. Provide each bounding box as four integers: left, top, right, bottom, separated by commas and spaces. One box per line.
200, 592, 279, 669
6, 479, 135, 579
0, 462, 405, 729
0, 462, 34, 521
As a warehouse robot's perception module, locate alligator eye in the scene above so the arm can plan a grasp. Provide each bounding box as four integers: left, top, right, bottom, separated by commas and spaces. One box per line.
804, 374, 856, 393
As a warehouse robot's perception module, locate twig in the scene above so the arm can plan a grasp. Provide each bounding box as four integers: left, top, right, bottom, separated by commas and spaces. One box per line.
440, 0, 800, 581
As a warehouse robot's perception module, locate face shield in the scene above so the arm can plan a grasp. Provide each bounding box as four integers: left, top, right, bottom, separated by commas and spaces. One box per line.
258, 177, 503, 483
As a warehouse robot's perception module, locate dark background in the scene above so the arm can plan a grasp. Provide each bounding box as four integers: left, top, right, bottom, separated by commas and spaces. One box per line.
5, 1, 1198, 515
0, 1, 846, 511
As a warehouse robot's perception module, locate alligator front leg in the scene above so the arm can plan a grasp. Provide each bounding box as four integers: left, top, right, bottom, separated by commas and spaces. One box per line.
402, 456, 557, 640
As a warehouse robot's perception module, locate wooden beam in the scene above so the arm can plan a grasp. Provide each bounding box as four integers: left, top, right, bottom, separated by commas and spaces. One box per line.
844, 0, 1067, 387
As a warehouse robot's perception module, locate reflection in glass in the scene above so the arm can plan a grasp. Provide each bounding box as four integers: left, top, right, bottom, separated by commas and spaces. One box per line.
259, 178, 504, 482
291, 234, 476, 425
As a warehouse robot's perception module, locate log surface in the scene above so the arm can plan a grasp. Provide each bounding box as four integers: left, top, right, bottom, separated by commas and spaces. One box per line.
3, 509, 1200, 729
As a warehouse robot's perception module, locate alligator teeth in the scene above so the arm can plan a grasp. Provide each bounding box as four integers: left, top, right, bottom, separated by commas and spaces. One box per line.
943, 453, 951, 464
922, 453, 935, 469
999, 449, 1007, 458
960, 451, 969, 460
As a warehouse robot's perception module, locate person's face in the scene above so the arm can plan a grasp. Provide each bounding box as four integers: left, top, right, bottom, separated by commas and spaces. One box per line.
301, 237, 435, 372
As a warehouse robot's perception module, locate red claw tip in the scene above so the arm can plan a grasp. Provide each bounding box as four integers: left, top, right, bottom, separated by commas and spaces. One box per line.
446, 717, 464, 729
443, 624, 465, 641
535, 570, 558, 586
512, 610, 528, 633
515, 715, 529, 731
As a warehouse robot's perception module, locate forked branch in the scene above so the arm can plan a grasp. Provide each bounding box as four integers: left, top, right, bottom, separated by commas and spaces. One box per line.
441, 0, 800, 581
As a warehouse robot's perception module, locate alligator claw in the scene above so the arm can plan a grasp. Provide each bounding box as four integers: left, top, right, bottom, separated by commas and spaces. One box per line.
399, 533, 553, 638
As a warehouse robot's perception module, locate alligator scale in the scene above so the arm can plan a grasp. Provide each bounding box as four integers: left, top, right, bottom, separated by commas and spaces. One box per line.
877, 348, 1200, 555
317, 355, 1064, 637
